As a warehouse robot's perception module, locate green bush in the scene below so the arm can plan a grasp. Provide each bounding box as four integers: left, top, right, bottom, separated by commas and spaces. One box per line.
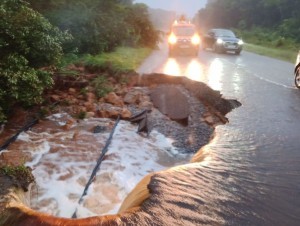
92, 76, 113, 98
235, 27, 298, 51
0, 0, 71, 123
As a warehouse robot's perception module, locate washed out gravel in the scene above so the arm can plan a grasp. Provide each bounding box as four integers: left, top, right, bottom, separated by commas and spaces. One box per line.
128, 85, 213, 154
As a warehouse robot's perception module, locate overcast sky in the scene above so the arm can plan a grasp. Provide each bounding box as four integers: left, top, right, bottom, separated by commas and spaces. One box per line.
134, 0, 207, 17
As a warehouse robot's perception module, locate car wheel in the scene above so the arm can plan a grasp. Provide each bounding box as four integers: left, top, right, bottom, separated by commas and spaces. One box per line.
295, 68, 300, 89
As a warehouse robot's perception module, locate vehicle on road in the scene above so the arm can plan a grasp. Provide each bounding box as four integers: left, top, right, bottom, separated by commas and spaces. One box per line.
202, 28, 243, 55
168, 21, 201, 57
294, 51, 300, 88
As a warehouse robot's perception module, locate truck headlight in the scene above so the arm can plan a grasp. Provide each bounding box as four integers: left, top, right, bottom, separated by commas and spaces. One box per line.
168, 33, 177, 45
192, 35, 201, 45
238, 40, 244, 45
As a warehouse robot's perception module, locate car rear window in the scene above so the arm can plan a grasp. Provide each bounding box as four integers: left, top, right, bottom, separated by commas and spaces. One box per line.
173, 26, 195, 36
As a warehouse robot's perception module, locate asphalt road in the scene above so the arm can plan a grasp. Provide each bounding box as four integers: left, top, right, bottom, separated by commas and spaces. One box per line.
137, 43, 300, 225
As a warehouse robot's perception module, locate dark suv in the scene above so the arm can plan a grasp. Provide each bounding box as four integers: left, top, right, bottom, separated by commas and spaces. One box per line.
168, 21, 200, 56
202, 29, 243, 55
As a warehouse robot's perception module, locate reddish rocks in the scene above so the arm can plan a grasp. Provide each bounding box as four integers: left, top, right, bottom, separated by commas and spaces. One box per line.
121, 108, 132, 119
68, 88, 76, 95
44, 70, 239, 129
62, 118, 77, 130
50, 95, 60, 102
97, 104, 132, 119
47, 85, 136, 120
104, 92, 124, 107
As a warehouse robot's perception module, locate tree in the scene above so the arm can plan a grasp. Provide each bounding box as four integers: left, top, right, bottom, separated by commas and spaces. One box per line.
125, 3, 159, 48
26, 0, 159, 54
0, 0, 71, 122
195, 0, 300, 41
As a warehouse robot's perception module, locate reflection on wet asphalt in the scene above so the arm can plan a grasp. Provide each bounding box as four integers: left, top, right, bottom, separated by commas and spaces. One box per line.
138, 46, 300, 225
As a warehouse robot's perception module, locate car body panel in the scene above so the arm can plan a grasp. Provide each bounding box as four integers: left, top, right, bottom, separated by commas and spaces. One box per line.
203, 28, 243, 54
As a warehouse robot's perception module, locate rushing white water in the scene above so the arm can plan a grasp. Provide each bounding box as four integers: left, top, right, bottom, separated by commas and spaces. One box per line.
18, 113, 191, 218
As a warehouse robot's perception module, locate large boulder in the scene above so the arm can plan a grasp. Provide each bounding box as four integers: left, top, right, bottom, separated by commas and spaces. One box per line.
150, 85, 190, 120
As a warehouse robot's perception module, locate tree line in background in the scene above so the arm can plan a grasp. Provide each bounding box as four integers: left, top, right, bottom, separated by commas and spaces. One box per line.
27, 0, 158, 53
0, 0, 158, 123
195, 0, 300, 45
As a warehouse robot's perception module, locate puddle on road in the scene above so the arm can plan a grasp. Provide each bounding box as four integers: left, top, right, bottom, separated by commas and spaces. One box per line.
14, 113, 191, 218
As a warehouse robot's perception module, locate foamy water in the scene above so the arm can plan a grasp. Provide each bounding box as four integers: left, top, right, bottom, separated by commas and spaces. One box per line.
16, 114, 191, 218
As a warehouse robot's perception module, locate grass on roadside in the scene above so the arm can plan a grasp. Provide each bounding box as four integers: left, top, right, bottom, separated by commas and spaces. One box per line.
0, 164, 35, 190
234, 28, 299, 63
244, 43, 298, 63
57, 46, 152, 100
60, 47, 152, 74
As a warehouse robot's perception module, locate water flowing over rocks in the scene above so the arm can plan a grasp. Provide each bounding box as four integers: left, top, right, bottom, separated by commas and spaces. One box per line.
0, 69, 241, 225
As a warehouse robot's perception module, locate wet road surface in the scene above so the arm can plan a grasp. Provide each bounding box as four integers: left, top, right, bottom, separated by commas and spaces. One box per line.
138, 44, 300, 225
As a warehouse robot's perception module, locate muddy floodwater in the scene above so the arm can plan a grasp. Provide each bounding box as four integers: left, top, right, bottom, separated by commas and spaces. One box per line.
14, 114, 190, 218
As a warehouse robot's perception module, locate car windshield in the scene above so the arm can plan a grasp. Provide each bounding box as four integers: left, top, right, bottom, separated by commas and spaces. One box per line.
214, 30, 236, 38
173, 26, 195, 36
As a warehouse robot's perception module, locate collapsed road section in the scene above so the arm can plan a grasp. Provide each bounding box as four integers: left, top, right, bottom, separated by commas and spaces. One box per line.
0, 73, 241, 225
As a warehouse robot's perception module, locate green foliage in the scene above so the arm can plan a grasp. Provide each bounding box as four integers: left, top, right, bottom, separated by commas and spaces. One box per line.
0, 0, 71, 67
80, 87, 89, 96
1, 164, 29, 177
0, 164, 35, 191
0, 54, 52, 110
0, 107, 7, 123
0, 0, 70, 123
196, 0, 300, 44
74, 47, 151, 74
60, 46, 150, 98
77, 111, 87, 120
39, 107, 50, 118
27, 0, 159, 55
234, 27, 298, 51
57, 47, 151, 99
92, 76, 113, 98
125, 3, 160, 48
244, 43, 297, 63
58, 53, 80, 68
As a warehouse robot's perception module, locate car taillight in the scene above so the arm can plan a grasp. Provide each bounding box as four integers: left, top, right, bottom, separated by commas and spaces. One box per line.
191, 34, 201, 45
168, 33, 177, 45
